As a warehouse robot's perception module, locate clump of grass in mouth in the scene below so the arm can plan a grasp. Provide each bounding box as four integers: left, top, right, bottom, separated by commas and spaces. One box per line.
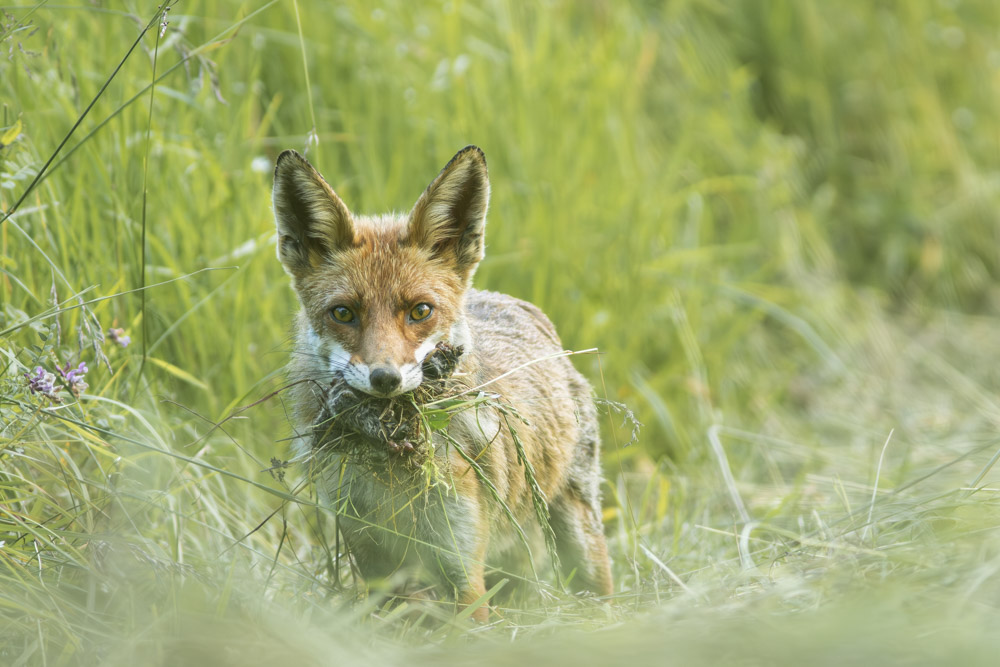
307, 341, 470, 470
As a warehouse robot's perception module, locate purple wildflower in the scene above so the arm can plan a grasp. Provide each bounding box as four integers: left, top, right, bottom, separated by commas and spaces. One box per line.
24, 366, 61, 402
107, 327, 131, 348
59, 361, 89, 397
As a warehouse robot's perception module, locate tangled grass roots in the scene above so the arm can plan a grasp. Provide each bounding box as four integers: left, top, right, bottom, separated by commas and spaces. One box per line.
309, 342, 466, 468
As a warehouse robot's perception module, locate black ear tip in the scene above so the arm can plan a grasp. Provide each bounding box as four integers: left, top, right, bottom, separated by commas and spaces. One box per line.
436, 145, 488, 181
276, 149, 303, 164
457, 145, 486, 163
274, 149, 309, 176
444, 145, 487, 178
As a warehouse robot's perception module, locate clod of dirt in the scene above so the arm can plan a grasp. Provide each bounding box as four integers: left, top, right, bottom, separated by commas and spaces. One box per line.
421, 341, 463, 381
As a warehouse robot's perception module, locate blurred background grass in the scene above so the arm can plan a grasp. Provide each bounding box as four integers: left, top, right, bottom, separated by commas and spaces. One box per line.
4, 0, 1000, 664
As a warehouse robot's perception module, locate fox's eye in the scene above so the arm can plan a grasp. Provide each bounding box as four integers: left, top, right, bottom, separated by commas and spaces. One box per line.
409, 303, 433, 322
330, 306, 355, 323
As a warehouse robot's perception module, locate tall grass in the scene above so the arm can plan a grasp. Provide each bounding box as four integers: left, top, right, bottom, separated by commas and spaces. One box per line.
3, 0, 1000, 664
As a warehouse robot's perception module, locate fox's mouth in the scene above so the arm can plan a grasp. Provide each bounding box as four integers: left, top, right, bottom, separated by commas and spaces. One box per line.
356, 384, 409, 399
338, 342, 464, 400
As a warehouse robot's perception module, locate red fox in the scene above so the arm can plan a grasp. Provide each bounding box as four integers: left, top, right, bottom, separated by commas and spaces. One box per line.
273, 146, 612, 620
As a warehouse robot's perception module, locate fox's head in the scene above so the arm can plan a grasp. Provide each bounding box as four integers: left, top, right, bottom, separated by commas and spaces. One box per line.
272, 146, 489, 397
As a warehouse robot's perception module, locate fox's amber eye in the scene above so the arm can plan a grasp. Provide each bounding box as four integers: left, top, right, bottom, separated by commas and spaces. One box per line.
330, 306, 355, 323
409, 303, 433, 322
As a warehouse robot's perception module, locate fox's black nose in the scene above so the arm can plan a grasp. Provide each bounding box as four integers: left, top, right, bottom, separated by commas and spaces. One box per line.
369, 366, 402, 395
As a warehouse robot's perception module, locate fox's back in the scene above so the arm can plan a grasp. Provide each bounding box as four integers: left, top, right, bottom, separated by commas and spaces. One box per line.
463, 288, 587, 422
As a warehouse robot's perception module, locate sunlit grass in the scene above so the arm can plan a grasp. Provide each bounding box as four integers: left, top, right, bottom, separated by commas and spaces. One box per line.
3, 0, 1000, 664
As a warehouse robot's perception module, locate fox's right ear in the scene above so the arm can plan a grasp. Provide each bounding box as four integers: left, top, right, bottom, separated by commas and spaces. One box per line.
272, 150, 355, 277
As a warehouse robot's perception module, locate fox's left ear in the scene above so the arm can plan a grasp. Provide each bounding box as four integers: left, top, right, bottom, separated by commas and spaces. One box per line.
407, 145, 490, 279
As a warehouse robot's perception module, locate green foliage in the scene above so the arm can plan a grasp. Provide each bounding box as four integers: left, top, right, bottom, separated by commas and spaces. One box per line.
3, 0, 1000, 664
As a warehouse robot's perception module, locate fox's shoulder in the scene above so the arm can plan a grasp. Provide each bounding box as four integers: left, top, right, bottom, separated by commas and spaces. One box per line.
465, 288, 562, 348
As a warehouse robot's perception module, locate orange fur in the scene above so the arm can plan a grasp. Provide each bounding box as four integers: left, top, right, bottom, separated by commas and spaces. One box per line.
274, 146, 612, 619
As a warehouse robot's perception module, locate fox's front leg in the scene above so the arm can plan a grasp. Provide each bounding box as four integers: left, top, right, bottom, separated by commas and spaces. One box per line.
422, 534, 489, 621
454, 559, 489, 622
427, 473, 491, 622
